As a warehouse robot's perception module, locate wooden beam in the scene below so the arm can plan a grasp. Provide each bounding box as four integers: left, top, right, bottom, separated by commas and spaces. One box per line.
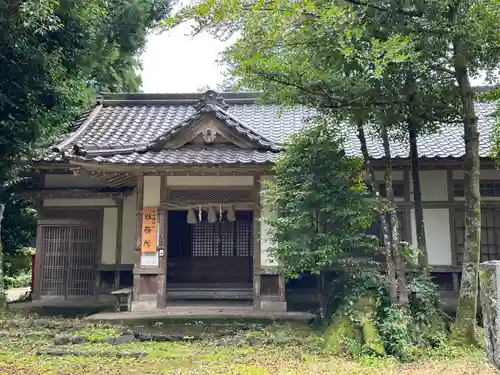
66, 161, 274, 175
110, 179, 136, 188
17, 188, 133, 200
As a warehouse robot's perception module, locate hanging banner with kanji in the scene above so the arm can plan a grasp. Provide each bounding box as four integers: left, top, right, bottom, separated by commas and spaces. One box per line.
141, 208, 157, 252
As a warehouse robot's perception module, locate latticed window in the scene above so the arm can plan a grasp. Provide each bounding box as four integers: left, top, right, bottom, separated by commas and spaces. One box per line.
454, 207, 500, 263
191, 211, 253, 257
375, 182, 405, 198
167, 189, 253, 203
454, 180, 500, 197
366, 210, 407, 245
39, 226, 99, 298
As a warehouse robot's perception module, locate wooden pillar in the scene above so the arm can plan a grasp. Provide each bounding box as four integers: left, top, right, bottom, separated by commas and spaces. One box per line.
114, 197, 124, 289
132, 177, 143, 305
157, 174, 167, 308
255, 272, 286, 311
157, 207, 167, 308
255, 175, 287, 311
131, 175, 165, 311
33, 199, 44, 300
252, 175, 261, 308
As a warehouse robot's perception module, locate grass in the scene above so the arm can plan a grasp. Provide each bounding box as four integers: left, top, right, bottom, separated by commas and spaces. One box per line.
0, 313, 495, 375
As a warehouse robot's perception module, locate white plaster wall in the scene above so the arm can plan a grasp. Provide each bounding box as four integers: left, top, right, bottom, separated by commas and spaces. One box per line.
415, 170, 448, 201
43, 198, 116, 206
410, 208, 452, 266
143, 176, 161, 207
101, 207, 118, 264
44, 174, 106, 188
121, 191, 137, 264
166, 175, 253, 187
260, 175, 277, 266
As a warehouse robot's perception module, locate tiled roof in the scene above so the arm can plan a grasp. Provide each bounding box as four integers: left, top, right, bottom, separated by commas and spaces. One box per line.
87, 148, 277, 165
344, 99, 497, 159
40, 91, 498, 166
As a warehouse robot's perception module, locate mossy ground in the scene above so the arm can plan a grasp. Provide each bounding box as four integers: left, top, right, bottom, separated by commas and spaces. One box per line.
0, 312, 495, 375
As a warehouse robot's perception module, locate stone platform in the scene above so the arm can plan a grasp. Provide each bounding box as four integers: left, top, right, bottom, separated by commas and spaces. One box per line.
84, 302, 313, 322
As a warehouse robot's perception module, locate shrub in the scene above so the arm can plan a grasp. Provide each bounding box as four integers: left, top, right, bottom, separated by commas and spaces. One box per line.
5, 272, 31, 289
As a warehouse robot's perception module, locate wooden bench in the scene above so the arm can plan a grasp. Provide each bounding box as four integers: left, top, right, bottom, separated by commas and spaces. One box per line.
110, 287, 133, 312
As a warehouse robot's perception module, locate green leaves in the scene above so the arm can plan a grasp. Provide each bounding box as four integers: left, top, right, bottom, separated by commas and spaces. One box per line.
263, 117, 375, 276
165, 0, 417, 111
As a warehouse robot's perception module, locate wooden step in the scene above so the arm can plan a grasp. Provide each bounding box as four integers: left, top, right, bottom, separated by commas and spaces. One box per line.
167, 288, 253, 300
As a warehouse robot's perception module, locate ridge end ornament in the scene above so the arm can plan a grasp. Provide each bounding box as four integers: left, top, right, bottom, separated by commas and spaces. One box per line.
202, 128, 217, 144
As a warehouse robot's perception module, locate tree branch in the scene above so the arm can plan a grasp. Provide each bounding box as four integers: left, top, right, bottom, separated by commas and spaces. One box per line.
428, 64, 456, 77
343, 0, 423, 17
253, 69, 404, 109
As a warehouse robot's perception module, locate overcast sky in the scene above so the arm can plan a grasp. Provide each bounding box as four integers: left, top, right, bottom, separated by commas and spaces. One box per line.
140, 20, 231, 93
139, 19, 487, 94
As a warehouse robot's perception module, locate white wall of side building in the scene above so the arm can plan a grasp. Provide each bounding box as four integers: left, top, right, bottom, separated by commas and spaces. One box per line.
259, 175, 277, 267
121, 191, 137, 264
101, 207, 118, 264
410, 208, 453, 265
416, 170, 448, 201
408, 170, 452, 265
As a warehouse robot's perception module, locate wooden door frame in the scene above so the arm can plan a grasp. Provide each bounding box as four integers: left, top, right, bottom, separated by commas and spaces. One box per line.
34, 207, 103, 300
165, 209, 254, 284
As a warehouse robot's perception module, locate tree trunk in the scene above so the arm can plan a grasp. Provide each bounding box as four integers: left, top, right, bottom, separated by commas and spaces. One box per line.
0, 201, 6, 308
451, 32, 481, 345
381, 125, 408, 309
318, 271, 327, 322
356, 121, 397, 304
405, 69, 429, 274
408, 116, 429, 274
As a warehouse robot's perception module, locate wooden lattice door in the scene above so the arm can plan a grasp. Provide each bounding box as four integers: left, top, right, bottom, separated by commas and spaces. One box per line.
190, 211, 253, 283
167, 210, 253, 284
39, 226, 99, 299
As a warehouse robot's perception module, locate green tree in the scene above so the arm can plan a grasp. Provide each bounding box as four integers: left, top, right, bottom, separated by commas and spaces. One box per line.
2, 200, 37, 287
0, 0, 172, 306
263, 117, 375, 319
